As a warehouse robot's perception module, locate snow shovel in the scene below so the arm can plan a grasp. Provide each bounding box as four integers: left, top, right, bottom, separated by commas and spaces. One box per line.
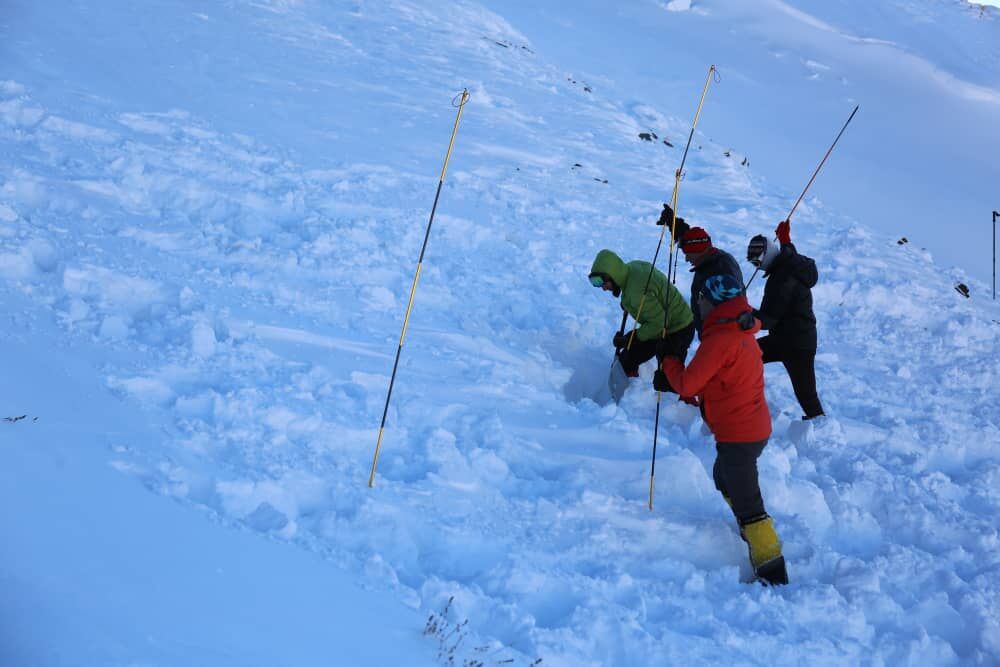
608, 311, 630, 403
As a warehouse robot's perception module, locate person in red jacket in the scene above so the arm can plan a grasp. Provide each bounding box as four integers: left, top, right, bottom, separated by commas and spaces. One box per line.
659, 273, 788, 585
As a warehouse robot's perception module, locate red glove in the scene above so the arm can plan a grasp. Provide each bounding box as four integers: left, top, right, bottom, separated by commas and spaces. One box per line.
775, 220, 791, 244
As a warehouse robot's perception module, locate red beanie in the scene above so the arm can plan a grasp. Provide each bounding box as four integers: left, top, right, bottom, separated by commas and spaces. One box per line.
680, 227, 712, 254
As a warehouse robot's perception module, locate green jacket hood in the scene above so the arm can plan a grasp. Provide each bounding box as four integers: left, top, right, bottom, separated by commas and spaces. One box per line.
590, 249, 628, 288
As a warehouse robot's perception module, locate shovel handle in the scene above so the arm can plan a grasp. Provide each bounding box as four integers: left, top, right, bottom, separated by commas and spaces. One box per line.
613, 309, 629, 356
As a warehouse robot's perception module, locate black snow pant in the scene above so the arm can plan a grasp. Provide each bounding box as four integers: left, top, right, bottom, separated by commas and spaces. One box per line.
713, 439, 768, 524
617, 322, 696, 382
757, 335, 825, 419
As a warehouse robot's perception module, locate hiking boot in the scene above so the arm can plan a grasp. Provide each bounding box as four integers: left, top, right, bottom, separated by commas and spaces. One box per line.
741, 514, 788, 585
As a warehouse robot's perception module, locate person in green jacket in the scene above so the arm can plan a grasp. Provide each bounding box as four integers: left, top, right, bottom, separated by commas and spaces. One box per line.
589, 249, 695, 388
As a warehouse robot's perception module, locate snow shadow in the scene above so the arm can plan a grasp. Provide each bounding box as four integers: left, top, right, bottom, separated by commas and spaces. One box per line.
563, 355, 615, 405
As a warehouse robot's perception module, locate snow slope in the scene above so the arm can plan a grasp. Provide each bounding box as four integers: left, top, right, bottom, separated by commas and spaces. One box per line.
2, 0, 1000, 665
481, 0, 1000, 285
0, 306, 435, 667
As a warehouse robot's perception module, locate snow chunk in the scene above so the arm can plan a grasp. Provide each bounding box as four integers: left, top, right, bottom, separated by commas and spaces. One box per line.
0, 80, 26, 96
365, 285, 397, 311
64, 298, 89, 323
246, 502, 289, 533
27, 239, 59, 273
174, 391, 216, 420
41, 116, 117, 142
63, 266, 167, 318
215, 472, 327, 540
117, 112, 172, 135
191, 320, 217, 358
99, 315, 130, 340
2, 172, 48, 208
0, 98, 44, 126
107, 375, 175, 406
0, 249, 35, 280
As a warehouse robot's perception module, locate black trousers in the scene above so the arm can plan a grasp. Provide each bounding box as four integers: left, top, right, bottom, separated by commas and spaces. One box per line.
757, 335, 824, 419
617, 322, 696, 379
713, 439, 768, 523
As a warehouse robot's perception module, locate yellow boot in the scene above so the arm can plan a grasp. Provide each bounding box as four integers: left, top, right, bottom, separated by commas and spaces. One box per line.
741, 514, 788, 585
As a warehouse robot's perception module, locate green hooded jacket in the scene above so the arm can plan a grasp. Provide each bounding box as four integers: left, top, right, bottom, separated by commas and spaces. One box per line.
590, 249, 694, 341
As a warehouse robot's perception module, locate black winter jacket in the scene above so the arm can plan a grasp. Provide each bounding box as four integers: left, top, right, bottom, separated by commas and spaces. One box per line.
753, 243, 818, 352
690, 249, 745, 335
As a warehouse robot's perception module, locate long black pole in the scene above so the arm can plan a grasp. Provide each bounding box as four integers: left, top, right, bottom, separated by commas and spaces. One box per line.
369, 89, 470, 488
627, 66, 717, 354
993, 210, 998, 300
645, 97, 708, 298
372, 181, 443, 470
647, 65, 717, 511
745, 105, 859, 290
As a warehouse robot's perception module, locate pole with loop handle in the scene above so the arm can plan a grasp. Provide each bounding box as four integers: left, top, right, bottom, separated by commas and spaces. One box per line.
627, 65, 718, 355
640, 65, 718, 511
368, 89, 470, 488
745, 104, 859, 290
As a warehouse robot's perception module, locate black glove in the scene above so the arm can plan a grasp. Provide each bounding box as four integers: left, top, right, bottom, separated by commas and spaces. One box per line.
613, 330, 636, 349
652, 370, 672, 393
656, 203, 675, 226
736, 310, 756, 331
655, 336, 685, 361
656, 204, 688, 237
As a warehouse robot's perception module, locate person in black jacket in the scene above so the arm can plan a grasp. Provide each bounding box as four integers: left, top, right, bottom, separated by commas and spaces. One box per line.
746, 220, 825, 420
657, 205, 745, 336
657, 206, 746, 336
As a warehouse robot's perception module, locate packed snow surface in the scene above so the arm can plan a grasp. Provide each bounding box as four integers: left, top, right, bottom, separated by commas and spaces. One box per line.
2, 0, 999, 665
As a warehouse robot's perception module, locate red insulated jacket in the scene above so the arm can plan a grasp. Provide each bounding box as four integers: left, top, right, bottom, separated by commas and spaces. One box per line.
661, 295, 772, 443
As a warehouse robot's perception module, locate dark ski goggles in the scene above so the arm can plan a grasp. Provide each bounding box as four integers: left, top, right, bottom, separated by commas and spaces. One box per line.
747, 235, 768, 267
589, 273, 609, 288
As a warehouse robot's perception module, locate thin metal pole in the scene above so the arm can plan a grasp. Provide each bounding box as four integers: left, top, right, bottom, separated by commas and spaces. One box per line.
788, 105, 859, 221
993, 210, 998, 300
746, 105, 859, 290
649, 392, 662, 510
369, 89, 470, 488
628, 65, 717, 353
645, 65, 718, 512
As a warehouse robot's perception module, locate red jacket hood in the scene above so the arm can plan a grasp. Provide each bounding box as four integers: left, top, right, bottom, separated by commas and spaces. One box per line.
702, 295, 761, 336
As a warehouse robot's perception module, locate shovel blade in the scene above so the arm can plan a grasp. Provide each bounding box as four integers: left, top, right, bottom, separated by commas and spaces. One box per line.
608, 357, 629, 403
